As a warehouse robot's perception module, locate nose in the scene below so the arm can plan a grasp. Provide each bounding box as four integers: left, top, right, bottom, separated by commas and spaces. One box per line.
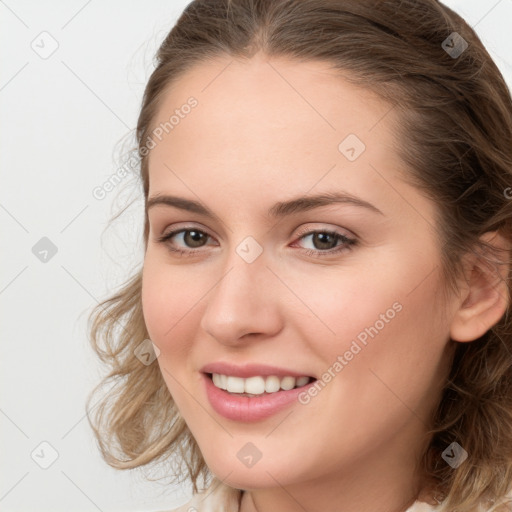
199, 250, 283, 345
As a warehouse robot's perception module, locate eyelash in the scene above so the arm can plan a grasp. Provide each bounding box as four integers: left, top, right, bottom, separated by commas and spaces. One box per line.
156, 226, 357, 259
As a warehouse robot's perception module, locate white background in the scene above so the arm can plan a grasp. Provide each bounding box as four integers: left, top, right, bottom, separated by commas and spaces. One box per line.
1, 1, 512, 511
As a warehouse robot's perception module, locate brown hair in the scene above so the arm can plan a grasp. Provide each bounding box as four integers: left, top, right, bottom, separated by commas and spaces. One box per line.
87, 1, 512, 510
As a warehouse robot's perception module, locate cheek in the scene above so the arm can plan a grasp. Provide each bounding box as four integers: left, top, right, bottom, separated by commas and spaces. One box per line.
285, 262, 406, 351
325, 270, 449, 426
308, 249, 449, 399
289, 276, 449, 464
368, 281, 450, 397
141, 253, 203, 347
141, 259, 201, 410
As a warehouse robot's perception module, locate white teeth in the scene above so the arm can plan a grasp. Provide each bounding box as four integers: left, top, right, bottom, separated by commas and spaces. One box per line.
244, 376, 266, 394
280, 376, 295, 390
296, 376, 310, 387
226, 376, 245, 393
212, 373, 222, 388
211, 373, 311, 395
265, 375, 281, 393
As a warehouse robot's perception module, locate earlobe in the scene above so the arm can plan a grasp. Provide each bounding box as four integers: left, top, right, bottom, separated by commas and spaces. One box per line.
449, 231, 511, 343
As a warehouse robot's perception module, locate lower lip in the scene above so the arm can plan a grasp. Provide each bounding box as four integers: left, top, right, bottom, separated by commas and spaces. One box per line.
202, 373, 316, 422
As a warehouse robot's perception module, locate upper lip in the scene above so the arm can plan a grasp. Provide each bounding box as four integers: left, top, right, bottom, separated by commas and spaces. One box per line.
200, 362, 315, 379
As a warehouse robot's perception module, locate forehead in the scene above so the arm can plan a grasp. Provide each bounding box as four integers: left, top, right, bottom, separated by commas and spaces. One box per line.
149, 54, 394, 147
145, 55, 414, 215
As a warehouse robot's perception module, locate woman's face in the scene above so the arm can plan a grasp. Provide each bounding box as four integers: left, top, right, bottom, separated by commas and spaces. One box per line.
141, 54, 458, 491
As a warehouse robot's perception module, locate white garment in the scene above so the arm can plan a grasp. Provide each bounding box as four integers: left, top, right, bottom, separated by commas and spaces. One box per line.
161, 477, 444, 512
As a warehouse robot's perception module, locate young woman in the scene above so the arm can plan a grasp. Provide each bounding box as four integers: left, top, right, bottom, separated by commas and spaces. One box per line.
87, 1, 512, 511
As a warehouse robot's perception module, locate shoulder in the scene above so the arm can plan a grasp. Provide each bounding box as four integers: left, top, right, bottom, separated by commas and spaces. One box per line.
158, 485, 510, 512
405, 498, 511, 512
157, 478, 242, 512
405, 501, 442, 512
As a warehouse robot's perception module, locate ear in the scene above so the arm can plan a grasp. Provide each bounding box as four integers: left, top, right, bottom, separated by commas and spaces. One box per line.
450, 231, 511, 343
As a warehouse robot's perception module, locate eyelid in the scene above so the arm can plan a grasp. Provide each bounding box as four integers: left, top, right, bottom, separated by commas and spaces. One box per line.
157, 222, 357, 260
157, 222, 354, 244
293, 223, 355, 240
158, 222, 215, 239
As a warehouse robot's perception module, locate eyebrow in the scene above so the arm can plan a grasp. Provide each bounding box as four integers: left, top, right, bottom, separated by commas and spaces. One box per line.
146, 191, 384, 218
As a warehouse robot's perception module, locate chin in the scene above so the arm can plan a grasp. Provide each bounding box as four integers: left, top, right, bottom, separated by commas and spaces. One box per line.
203, 452, 301, 490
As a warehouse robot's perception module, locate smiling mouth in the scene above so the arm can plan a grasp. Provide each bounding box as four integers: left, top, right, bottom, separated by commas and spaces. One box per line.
206, 372, 316, 397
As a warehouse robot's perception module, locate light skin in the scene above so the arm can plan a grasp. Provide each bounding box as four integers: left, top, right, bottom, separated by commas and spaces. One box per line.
141, 53, 510, 512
